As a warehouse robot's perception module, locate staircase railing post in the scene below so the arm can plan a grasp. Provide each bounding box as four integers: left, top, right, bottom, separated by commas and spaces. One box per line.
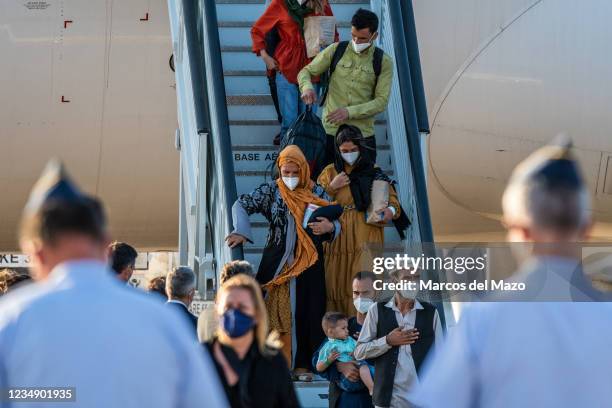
199, 0, 244, 263
387, 0, 446, 328
400, 0, 429, 134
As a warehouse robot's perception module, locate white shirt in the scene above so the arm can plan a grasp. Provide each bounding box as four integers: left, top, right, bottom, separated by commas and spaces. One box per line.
0, 260, 226, 408
354, 298, 443, 408
409, 256, 612, 408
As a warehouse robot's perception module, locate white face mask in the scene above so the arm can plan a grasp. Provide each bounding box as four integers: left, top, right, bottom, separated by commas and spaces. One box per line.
297, 0, 307, 4
341, 151, 360, 165
399, 288, 418, 300
353, 297, 374, 314
351, 39, 372, 54
282, 176, 299, 191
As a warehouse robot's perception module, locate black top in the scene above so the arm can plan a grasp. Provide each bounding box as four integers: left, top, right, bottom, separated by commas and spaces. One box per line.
204, 338, 300, 408
166, 301, 198, 336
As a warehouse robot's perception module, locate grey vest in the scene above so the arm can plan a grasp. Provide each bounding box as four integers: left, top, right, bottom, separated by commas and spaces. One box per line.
372, 300, 436, 407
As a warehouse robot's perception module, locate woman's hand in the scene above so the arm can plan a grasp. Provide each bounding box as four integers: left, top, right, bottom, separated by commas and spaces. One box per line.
308, 217, 334, 235
260, 50, 278, 70
379, 208, 394, 223
329, 171, 350, 191
225, 233, 247, 248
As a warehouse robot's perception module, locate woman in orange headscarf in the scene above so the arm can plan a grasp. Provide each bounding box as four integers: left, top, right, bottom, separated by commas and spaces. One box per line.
226, 145, 341, 380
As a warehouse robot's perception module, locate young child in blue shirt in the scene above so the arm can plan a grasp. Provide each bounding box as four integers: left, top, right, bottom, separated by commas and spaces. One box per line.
315, 312, 374, 394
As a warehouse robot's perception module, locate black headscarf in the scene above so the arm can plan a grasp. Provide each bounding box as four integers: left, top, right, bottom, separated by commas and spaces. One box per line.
334, 125, 411, 239
333, 126, 390, 212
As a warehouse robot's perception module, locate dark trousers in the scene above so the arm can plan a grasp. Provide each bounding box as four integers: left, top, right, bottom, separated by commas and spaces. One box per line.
267, 72, 282, 124
294, 261, 326, 371
324, 134, 377, 168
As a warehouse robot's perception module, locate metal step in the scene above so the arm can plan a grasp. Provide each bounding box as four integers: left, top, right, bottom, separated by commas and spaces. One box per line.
222, 51, 262, 72
217, 5, 362, 22
218, 21, 351, 28
219, 26, 352, 47
228, 104, 280, 121
229, 122, 388, 145
225, 75, 270, 95
227, 102, 387, 121
294, 381, 329, 408
216, 0, 368, 4
232, 144, 393, 171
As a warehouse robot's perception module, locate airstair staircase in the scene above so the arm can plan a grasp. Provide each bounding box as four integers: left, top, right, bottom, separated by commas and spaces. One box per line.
217, 0, 403, 270
169, 0, 443, 405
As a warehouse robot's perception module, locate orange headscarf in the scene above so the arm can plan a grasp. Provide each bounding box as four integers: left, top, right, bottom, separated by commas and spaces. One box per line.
263, 145, 330, 289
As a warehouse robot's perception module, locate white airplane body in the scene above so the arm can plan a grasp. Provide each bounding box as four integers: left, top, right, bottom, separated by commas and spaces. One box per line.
2, 0, 612, 251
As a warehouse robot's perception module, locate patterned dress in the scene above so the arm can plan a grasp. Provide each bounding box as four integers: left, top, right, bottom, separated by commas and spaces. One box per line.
232, 181, 339, 370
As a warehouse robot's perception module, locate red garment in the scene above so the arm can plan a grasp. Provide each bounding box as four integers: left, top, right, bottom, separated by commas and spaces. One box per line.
251, 0, 338, 84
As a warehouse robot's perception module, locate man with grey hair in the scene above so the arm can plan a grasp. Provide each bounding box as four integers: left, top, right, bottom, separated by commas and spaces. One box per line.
166, 266, 198, 334
354, 268, 442, 408
410, 140, 612, 407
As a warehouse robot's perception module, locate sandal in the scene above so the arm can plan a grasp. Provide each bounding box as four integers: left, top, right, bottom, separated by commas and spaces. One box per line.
292, 370, 314, 382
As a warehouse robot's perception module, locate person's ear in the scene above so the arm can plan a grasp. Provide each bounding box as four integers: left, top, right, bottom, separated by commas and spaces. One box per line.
371, 31, 379, 42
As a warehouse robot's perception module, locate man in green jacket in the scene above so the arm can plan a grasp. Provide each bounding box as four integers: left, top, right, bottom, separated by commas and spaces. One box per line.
298, 9, 393, 165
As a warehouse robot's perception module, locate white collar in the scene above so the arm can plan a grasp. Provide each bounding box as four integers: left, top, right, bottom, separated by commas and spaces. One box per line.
385, 297, 423, 313
167, 299, 188, 308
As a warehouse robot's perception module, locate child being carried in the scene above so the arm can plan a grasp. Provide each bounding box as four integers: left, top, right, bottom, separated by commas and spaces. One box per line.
315, 312, 374, 394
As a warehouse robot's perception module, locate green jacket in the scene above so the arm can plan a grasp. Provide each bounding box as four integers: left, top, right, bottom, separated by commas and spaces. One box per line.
298, 42, 393, 137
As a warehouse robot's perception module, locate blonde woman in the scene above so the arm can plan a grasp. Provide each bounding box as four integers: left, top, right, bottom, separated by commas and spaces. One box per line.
204, 274, 299, 408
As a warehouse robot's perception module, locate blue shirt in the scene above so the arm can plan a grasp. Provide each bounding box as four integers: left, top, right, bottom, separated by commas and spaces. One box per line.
409, 256, 612, 408
317, 337, 357, 364
0, 260, 226, 408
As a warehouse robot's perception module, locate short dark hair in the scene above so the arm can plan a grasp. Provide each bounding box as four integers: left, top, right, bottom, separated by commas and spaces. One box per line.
336, 124, 364, 147
147, 276, 167, 300
108, 242, 138, 274
353, 271, 376, 283
322, 311, 348, 332
220, 260, 254, 285
0, 269, 32, 295
20, 196, 107, 245
351, 9, 379, 34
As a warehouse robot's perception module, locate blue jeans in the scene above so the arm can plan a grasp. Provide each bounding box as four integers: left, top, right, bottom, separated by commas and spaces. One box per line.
276, 71, 318, 138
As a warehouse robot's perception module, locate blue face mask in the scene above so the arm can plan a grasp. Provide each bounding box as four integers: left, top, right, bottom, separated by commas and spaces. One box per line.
221, 308, 255, 338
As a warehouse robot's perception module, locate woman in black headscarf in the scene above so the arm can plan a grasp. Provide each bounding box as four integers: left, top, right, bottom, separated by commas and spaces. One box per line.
317, 125, 409, 315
